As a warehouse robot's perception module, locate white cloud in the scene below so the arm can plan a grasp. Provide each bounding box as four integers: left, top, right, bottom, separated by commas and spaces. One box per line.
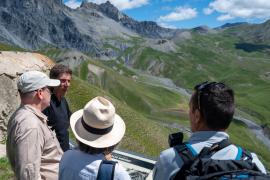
158, 22, 177, 29
217, 14, 234, 21
88, 0, 149, 10
158, 7, 197, 22
65, 0, 81, 9
203, 7, 213, 15
206, 0, 270, 20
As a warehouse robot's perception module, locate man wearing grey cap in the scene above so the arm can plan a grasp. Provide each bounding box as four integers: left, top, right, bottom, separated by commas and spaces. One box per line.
6, 71, 64, 180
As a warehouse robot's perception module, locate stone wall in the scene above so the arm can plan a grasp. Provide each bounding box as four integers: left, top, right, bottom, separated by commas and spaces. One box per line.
0, 51, 54, 141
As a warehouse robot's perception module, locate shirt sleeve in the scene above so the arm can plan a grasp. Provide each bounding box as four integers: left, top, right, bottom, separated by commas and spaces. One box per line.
153, 156, 166, 180
14, 128, 42, 180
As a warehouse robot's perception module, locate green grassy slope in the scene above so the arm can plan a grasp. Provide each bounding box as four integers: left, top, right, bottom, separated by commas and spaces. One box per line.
129, 33, 270, 125
72, 57, 270, 169
229, 121, 270, 168
0, 43, 25, 51
75, 59, 189, 124
66, 76, 180, 156
68, 82, 269, 169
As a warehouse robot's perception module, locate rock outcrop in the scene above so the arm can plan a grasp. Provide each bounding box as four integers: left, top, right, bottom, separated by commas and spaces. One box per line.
0, 51, 54, 141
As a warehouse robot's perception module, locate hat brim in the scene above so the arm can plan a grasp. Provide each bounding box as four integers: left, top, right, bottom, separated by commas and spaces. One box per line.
47, 79, 60, 87
70, 109, 126, 148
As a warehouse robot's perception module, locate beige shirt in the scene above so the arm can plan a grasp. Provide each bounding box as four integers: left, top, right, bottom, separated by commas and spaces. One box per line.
7, 105, 63, 180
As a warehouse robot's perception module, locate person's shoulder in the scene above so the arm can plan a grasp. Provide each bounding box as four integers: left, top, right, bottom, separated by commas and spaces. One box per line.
157, 147, 178, 164
10, 107, 40, 128
160, 147, 177, 158
62, 149, 80, 158
62, 150, 94, 161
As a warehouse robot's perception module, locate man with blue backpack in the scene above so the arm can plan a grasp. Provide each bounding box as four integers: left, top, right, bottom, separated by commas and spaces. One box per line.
153, 81, 268, 180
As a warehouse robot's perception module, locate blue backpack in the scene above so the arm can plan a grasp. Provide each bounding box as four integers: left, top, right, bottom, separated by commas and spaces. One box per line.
97, 160, 117, 180
173, 139, 269, 180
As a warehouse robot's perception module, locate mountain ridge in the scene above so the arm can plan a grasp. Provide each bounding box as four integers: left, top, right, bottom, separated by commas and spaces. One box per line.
0, 0, 270, 56
0, 0, 180, 55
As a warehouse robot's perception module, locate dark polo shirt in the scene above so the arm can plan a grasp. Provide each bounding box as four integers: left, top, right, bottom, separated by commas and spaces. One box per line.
43, 94, 71, 152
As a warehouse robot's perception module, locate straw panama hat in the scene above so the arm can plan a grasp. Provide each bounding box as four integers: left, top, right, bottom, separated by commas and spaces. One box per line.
70, 96, 126, 148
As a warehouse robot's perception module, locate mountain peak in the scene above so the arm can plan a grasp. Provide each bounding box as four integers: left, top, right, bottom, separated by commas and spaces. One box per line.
99, 1, 123, 22
104, 1, 114, 7
80, 1, 99, 9
192, 26, 210, 33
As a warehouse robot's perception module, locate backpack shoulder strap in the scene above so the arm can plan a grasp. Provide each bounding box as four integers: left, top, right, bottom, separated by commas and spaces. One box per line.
174, 142, 197, 164
198, 139, 231, 158
241, 148, 252, 160
173, 143, 198, 180
97, 160, 117, 180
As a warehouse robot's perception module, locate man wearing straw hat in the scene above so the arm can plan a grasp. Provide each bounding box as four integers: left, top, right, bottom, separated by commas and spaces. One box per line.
59, 96, 131, 180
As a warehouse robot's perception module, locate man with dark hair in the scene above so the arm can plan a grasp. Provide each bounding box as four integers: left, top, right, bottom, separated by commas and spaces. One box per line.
7, 71, 63, 180
153, 81, 266, 180
43, 64, 72, 151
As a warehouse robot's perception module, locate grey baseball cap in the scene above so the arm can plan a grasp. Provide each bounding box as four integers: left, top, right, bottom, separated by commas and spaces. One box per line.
17, 71, 60, 93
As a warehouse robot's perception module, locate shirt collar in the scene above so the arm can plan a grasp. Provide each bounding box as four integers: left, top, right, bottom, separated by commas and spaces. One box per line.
189, 131, 229, 144
24, 104, 48, 123
51, 93, 63, 104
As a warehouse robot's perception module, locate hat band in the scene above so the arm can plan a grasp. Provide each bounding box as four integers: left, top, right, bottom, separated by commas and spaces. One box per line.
81, 117, 114, 135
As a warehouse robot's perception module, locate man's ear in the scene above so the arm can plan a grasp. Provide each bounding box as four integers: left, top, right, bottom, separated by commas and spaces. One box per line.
36, 89, 43, 100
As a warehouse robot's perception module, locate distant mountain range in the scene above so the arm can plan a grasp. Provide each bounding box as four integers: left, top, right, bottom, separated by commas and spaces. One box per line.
0, 0, 179, 56
1, 0, 269, 57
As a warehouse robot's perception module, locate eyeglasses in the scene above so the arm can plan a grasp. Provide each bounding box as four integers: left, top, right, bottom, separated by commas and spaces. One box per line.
194, 81, 223, 110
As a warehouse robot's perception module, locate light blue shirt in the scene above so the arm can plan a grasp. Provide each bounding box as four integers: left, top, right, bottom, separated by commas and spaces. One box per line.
153, 131, 267, 180
59, 150, 131, 180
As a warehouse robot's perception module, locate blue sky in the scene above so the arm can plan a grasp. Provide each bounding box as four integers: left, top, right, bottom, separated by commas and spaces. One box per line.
63, 0, 270, 29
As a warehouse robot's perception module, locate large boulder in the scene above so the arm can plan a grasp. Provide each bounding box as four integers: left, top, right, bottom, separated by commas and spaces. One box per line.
0, 51, 54, 141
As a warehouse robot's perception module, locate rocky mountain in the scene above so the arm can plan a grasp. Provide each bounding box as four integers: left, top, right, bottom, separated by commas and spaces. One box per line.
0, 0, 180, 57
0, 0, 100, 54
81, 1, 177, 38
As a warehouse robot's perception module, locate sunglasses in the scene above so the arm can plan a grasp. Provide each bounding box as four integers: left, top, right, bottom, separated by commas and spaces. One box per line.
194, 81, 225, 110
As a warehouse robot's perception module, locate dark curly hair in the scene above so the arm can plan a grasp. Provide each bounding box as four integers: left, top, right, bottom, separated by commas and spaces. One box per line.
190, 82, 235, 130
49, 64, 72, 79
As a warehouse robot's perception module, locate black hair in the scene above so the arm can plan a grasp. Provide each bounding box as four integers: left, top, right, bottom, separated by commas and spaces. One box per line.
49, 64, 72, 79
77, 140, 117, 155
191, 82, 235, 130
